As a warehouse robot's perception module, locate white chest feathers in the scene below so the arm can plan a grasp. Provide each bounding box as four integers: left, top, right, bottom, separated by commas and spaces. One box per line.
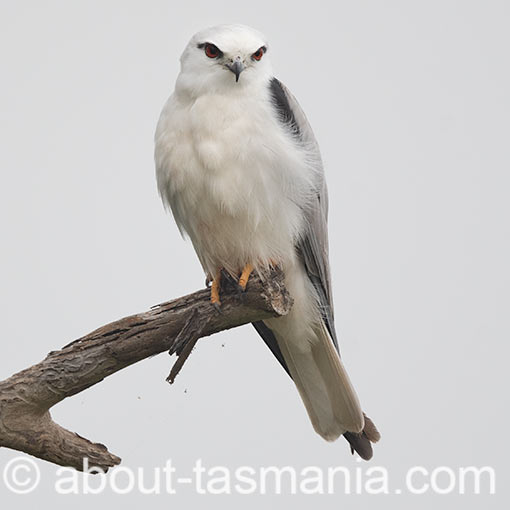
155, 89, 317, 275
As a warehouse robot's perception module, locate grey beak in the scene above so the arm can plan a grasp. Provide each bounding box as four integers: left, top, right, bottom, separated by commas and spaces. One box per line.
227, 60, 245, 82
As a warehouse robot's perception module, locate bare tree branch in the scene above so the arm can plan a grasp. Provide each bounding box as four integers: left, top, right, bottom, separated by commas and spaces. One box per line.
0, 269, 292, 471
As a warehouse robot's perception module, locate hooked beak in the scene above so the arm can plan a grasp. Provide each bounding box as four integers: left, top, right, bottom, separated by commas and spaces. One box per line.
227, 59, 245, 82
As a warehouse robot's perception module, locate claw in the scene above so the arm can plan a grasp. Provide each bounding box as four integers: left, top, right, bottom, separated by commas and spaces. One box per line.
238, 263, 254, 291
211, 270, 221, 308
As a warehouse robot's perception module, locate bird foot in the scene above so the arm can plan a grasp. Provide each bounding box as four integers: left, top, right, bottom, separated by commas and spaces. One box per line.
210, 270, 222, 308
209, 263, 255, 309
238, 263, 254, 292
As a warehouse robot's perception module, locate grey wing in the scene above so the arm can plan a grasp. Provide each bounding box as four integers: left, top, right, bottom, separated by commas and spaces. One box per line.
254, 79, 380, 459
257, 78, 339, 351
297, 180, 339, 351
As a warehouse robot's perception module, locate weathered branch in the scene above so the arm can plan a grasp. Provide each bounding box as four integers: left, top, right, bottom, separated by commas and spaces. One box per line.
0, 269, 292, 471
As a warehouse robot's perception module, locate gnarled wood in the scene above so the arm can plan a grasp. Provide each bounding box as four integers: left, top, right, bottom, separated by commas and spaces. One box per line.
0, 269, 292, 471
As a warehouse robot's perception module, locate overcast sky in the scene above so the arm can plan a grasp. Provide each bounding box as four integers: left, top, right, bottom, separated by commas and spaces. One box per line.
0, 1, 508, 508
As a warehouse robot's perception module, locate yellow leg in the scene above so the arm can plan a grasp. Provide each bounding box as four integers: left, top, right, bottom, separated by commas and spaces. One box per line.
211, 270, 221, 307
238, 263, 254, 291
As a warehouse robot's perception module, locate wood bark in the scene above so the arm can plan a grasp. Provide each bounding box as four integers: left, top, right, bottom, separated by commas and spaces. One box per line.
0, 270, 292, 471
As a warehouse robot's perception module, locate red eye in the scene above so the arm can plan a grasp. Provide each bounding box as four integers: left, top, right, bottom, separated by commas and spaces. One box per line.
204, 43, 220, 58
252, 47, 265, 61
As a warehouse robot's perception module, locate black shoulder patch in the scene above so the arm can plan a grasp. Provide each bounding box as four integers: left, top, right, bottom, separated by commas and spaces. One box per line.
269, 77, 301, 138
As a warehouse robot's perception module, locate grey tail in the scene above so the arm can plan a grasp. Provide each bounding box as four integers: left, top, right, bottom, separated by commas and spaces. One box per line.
252, 321, 380, 460
344, 414, 381, 460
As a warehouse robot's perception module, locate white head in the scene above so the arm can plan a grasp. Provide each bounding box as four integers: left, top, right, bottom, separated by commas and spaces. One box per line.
175, 24, 273, 98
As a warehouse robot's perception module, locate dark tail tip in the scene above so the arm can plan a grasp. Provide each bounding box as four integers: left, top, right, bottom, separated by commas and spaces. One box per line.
344, 414, 380, 461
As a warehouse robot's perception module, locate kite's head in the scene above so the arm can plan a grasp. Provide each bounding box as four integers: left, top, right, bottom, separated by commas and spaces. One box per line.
176, 24, 272, 97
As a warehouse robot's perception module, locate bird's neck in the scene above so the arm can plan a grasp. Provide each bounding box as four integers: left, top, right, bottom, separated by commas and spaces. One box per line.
174, 70, 272, 104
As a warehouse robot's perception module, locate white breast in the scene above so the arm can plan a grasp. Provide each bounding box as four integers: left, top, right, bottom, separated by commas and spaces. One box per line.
155, 84, 317, 277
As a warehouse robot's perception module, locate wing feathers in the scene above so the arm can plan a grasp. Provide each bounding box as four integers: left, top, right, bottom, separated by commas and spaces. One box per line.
254, 77, 380, 457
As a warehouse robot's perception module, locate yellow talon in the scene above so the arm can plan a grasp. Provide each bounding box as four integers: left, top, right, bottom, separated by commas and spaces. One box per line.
238, 263, 254, 291
211, 270, 221, 307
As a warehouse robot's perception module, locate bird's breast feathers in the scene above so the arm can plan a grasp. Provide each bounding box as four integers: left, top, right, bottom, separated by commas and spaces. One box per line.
155, 83, 318, 275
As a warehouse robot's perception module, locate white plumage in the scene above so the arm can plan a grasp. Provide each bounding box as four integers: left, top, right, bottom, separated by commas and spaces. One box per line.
155, 24, 379, 457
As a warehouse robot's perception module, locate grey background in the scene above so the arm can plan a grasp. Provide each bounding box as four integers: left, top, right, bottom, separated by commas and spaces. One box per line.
1, 0, 508, 508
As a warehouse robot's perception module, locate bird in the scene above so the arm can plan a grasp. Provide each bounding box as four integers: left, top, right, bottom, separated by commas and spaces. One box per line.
155, 24, 380, 459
